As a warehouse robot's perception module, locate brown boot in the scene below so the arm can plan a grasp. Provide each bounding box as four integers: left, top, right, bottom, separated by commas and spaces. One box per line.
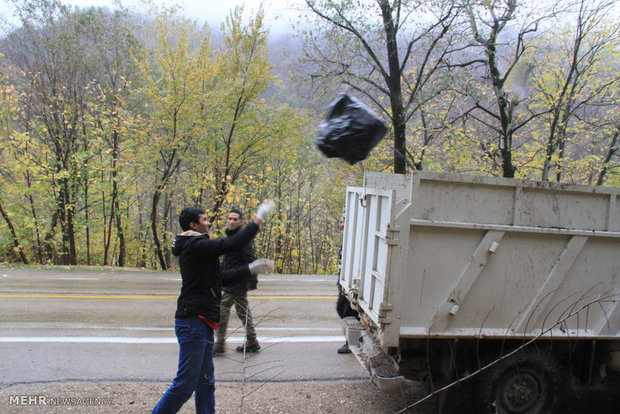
213, 341, 225, 354
236, 339, 260, 353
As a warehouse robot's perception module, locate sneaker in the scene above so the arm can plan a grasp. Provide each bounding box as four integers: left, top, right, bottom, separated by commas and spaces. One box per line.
337, 343, 351, 354
213, 342, 225, 354
236, 339, 260, 353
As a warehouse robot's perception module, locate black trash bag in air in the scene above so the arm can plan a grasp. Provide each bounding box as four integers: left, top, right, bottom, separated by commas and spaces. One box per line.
315, 93, 387, 164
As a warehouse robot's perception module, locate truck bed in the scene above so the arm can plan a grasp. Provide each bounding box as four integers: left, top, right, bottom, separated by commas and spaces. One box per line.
340, 172, 620, 347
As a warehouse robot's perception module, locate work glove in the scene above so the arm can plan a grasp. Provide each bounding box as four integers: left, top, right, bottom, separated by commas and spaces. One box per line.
256, 200, 276, 220
249, 258, 274, 275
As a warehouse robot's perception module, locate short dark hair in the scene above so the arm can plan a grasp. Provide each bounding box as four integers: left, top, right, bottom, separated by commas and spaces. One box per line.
179, 207, 205, 231
229, 208, 244, 220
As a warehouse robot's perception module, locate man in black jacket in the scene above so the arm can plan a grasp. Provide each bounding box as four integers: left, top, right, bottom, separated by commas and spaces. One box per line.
336, 212, 359, 354
214, 208, 267, 354
152, 203, 273, 414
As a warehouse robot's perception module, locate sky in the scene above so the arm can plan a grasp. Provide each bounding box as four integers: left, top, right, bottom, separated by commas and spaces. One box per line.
0, 0, 306, 35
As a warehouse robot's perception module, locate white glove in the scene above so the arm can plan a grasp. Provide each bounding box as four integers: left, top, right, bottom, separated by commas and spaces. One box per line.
256, 200, 275, 220
249, 258, 274, 274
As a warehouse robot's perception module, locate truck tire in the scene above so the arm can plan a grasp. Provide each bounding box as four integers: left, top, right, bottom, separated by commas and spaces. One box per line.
475, 348, 562, 414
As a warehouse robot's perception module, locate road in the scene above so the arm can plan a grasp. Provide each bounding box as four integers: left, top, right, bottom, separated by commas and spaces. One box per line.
0, 267, 367, 385
2, 267, 618, 414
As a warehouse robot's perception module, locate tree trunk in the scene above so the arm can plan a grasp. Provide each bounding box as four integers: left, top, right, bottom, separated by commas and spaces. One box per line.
109, 130, 125, 266
115, 200, 125, 267
58, 178, 78, 265
43, 212, 59, 264
596, 130, 618, 186
380, 0, 407, 174
0, 199, 29, 264
501, 147, 516, 178
84, 177, 91, 266
25, 171, 44, 264
151, 188, 168, 270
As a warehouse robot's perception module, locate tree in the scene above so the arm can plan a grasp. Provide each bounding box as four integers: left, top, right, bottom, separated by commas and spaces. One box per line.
136, 11, 218, 269
462, 0, 552, 178
1, 0, 98, 264
198, 5, 276, 223
0, 0, 354, 273
0, 59, 28, 263
301, 0, 463, 173
245, 107, 342, 274
530, 0, 619, 182
595, 125, 619, 185
1, 1, 145, 266
74, 6, 143, 266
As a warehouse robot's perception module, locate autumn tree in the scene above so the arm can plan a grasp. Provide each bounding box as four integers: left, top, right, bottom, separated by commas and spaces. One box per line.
197, 5, 276, 224
74, 6, 143, 266
301, 0, 464, 173
1, 0, 103, 264
0, 56, 29, 263
242, 107, 343, 274
0, 0, 351, 273
136, 11, 217, 269
529, 0, 619, 183
0, 0, 146, 266
460, 0, 558, 178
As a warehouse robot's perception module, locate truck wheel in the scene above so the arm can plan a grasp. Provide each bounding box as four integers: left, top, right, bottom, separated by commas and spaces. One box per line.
476, 348, 562, 414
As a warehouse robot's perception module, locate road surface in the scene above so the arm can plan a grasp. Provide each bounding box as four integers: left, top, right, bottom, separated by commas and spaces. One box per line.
0, 267, 367, 384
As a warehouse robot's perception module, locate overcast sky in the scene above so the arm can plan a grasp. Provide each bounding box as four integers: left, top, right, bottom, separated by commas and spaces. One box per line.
0, 0, 305, 34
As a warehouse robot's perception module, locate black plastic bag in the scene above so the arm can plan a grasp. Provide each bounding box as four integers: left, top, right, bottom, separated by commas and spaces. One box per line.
315, 93, 387, 164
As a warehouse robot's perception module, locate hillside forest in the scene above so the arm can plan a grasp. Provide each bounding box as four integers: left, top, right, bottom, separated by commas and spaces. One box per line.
0, 0, 618, 273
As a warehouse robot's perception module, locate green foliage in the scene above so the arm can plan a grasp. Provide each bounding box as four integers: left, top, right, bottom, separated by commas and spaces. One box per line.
0, 0, 617, 273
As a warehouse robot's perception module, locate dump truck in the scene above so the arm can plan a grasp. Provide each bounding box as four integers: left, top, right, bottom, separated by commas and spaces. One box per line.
339, 171, 620, 413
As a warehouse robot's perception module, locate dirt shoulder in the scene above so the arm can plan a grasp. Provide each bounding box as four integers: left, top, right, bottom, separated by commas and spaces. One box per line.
0, 379, 434, 414
2, 378, 619, 413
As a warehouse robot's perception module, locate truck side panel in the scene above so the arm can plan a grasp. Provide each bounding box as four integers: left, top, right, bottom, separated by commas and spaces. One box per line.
341, 172, 620, 347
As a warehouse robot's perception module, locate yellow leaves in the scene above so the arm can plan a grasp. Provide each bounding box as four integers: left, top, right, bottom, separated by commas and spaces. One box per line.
0, 4, 343, 273
225, 185, 236, 204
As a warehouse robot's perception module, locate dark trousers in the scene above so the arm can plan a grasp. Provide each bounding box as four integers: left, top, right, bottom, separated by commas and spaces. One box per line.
337, 292, 359, 319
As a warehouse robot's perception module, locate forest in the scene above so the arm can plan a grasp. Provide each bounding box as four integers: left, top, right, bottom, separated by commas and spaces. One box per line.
0, 0, 618, 273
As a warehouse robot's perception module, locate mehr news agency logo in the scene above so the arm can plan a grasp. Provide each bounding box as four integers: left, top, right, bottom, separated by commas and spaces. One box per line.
9, 394, 113, 406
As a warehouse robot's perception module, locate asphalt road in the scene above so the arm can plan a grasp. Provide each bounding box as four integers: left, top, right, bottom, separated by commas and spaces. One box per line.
0, 267, 368, 385
2, 268, 619, 414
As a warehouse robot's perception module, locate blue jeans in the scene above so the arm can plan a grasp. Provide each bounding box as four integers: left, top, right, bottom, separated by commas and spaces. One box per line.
152, 317, 215, 414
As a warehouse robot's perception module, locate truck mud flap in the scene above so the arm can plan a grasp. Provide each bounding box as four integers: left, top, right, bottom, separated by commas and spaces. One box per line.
343, 318, 417, 394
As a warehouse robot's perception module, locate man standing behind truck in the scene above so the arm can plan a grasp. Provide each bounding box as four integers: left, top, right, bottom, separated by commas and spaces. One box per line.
152, 202, 274, 414
214, 208, 266, 354
336, 212, 359, 354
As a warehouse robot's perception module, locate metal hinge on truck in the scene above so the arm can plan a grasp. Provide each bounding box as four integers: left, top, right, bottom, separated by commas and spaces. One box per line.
385, 224, 399, 246
378, 302, 393, 324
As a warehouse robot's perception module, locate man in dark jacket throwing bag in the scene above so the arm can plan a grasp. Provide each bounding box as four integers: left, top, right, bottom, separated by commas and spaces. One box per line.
152, 202, 274, 414
214, 208, 272, 354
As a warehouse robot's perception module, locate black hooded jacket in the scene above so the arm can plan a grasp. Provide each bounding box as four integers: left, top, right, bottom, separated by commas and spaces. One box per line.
221, 226, 258, 293
172, 221, 259, 321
